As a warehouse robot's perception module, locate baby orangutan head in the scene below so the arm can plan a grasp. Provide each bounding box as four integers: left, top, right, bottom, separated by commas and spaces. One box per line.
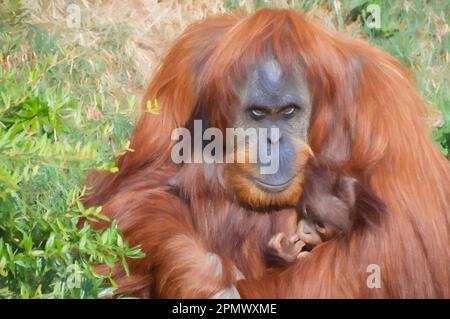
297, 159, 386, 247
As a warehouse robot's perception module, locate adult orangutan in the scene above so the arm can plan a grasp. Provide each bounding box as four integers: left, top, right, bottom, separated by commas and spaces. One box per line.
85, 9, 450, 298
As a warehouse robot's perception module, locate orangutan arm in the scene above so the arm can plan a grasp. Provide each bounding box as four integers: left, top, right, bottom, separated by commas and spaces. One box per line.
96, 188, 239, 298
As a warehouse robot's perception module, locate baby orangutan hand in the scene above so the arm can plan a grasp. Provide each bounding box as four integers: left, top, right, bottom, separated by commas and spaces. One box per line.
268, 232, 309, 264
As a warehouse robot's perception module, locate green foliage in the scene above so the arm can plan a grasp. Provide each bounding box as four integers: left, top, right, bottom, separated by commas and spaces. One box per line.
435, 122, 450, 158
340, 1, 449, 156
345, 0, 399, 38
0, 2, 143, 298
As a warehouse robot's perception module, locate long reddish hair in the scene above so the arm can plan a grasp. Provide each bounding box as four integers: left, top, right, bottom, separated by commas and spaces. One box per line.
86, 9, 450, 298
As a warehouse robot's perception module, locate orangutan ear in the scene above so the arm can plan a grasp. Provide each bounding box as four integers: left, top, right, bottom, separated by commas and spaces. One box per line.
337, 178, 385, 231
186, 101, 212, 149
188, 102, 211, 130
355, 185, 386, 228
334, 174, 386, 230
335, 175, 358, 208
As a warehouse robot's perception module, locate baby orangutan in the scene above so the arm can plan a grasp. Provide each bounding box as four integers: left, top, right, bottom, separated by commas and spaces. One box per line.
268, 158, 385, 264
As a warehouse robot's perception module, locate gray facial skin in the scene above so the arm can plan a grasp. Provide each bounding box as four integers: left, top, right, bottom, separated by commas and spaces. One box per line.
233, 59, 312, 192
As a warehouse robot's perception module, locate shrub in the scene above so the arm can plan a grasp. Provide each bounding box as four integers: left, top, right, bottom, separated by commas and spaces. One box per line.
0, 1, 143, 298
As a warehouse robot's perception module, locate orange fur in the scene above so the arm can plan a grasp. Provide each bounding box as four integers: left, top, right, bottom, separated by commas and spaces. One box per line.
85, 9, 450, 298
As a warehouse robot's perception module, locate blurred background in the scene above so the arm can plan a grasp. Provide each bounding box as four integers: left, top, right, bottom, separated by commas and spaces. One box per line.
0, 0, 448, 298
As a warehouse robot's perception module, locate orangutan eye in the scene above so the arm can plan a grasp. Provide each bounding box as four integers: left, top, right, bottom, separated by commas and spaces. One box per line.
315, 221, 327, 234
280, 104, 298, 118
248, 107, 267, 120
